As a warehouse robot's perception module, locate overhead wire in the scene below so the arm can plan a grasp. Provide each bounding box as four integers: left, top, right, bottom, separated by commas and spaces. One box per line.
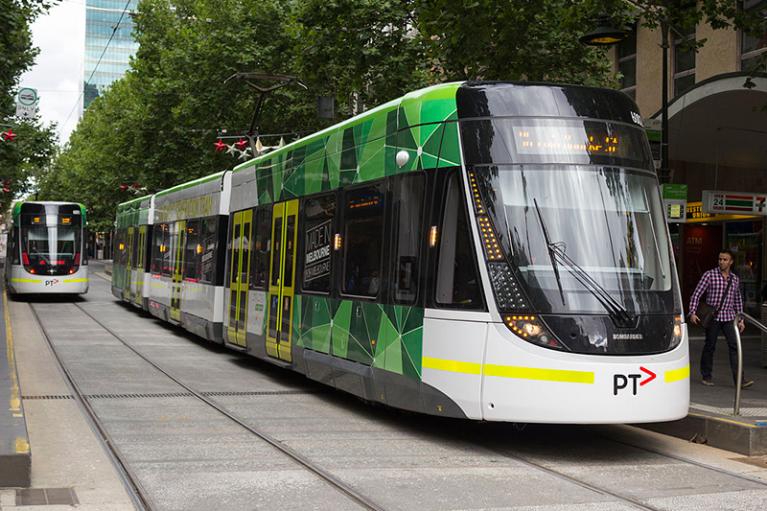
59, 0, 135, 138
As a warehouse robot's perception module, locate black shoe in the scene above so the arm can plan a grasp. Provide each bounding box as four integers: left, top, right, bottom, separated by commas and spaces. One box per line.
702, 379, 714, 386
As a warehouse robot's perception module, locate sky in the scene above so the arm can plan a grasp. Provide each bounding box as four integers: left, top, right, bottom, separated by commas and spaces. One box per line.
19, 0, 86, 145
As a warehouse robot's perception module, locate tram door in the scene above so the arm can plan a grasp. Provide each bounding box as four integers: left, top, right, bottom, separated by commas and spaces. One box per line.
135, 226, 146, 306
170, 221, 186, 322
227, 210, 252, 347
266, 200, 298, 362
123, 227, 134, 300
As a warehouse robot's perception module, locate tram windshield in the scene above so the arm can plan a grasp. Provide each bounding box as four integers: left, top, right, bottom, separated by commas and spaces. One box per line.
19, 204, 83, 275
464, 117, 678, 315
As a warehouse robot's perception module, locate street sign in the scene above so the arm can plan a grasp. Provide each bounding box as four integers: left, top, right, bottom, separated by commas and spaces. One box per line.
15, 87, 38, 120
661, 184, 687, 201
702, 190, 767, 216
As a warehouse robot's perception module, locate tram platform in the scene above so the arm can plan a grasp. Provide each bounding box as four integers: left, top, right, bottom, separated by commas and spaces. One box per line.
0, 275, 30, 487
642, 329, 767, 456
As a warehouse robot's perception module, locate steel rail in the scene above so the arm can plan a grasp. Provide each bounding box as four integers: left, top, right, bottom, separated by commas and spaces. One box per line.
28, 303, 155, 511
483, 442, 663, 511
72, 302, 386, 511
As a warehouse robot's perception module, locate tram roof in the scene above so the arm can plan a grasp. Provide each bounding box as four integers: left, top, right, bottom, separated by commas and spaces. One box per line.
153, 170, 226, 198
231, 81, 463, 175
12, 201, 86, 221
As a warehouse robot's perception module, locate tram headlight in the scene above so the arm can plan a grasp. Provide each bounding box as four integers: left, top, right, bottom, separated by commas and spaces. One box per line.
503, 315, 565, 350
670, 314, 684, 349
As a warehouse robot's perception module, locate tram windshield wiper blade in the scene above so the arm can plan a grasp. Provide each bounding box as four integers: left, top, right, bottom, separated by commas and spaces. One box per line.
533, 199, 566, 306
553, 248, 635, 325
533, 199, 634, 325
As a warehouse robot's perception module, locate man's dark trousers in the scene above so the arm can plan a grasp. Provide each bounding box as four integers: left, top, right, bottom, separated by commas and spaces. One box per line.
701, 320, 740, 383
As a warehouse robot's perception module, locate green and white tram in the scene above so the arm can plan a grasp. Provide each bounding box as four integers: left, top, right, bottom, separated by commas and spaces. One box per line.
6, 201, 89, 295
113, 82, 689, 423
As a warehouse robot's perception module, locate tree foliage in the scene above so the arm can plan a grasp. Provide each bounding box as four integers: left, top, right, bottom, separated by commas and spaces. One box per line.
38, 0, 766, 229
0, 0, 58, 212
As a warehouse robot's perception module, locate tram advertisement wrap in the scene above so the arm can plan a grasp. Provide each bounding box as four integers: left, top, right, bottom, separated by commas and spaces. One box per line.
304, 220, 331, 283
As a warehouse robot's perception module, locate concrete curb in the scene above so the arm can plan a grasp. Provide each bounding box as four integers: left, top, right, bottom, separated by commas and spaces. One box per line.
0, 288, 31, 487
639, 411, 767, 456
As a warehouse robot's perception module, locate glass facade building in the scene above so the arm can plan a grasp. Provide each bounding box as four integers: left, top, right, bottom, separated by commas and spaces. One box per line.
84, 0, 139, 108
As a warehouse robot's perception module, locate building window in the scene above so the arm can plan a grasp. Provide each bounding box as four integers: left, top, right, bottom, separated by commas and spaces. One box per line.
617, 24, 637, 100
742, 0, 767, 72
673, 22, 696, 97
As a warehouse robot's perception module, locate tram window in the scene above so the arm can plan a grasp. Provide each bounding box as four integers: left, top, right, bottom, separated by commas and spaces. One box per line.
163, 223, 177, 277
302, 194, 335, 294
271, 217, 283, 287
10, 227, 19, 265
251, 207, 272, 290
183, 220, 201, 279
200, 216, 218, 284
131, 230, 140, 269
435, 172, 483, 308
151, 224, 164, 274
342, 184, 385, 298
391, 174, 425, 304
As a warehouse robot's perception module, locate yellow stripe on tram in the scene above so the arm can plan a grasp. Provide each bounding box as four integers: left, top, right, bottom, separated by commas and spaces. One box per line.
64, 278, 89, 283
485, 364, 594, 384
422, 357, 482, 375
664, 365, 690, 383
422, 357, 594, 384
10, 278, 41, 283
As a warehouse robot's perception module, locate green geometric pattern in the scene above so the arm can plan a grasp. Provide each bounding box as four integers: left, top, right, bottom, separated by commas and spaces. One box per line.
294, 295, 424, 380
238, 82, 464, 205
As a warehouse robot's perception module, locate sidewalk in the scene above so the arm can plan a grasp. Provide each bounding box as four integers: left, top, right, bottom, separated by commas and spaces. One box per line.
642, 327, 767, 455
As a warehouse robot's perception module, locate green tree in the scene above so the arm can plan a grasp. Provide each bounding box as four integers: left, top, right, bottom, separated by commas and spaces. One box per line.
414, 0, 618, 86
292, 0, 431, 115
0, 0, 58, 211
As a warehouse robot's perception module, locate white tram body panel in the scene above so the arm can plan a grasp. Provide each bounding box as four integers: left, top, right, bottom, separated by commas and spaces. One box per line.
481, 323, 689, 423
7, 265, 89, 294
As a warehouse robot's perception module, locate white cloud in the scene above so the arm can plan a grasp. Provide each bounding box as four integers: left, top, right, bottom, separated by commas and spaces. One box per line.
19, 0, 86, 144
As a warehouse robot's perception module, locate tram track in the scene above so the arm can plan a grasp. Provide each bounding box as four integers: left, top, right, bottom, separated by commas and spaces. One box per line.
39, 301, 389, 511
26, 292, 767, 511
28, 303, 156, 511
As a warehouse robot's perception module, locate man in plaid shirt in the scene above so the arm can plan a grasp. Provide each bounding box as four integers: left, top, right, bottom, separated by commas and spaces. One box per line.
690, 250, 754, 388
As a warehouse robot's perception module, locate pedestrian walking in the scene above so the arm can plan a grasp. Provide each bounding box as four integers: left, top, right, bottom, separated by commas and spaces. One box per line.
689, 250, 754, 388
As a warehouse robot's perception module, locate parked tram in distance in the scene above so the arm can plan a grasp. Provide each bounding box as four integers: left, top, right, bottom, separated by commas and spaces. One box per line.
113, 82, 689, 424
5, 201, 89, 295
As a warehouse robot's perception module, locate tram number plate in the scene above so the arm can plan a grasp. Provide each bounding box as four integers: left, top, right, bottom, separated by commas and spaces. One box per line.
613, 367, 656, 396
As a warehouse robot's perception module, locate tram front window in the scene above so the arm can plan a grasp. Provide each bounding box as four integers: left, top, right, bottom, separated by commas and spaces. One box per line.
463, 117, 680, 317
496, 165, 674, 315
21, 215, 82, 275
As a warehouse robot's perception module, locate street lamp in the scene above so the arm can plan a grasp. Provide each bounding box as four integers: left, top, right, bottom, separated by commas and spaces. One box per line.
581, 17, 671, 182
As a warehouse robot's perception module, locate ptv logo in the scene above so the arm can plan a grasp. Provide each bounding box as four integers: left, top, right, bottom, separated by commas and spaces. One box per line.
613, 367, 657, 396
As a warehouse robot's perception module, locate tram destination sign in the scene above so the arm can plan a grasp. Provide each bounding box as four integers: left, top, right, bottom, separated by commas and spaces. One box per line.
702, 190, 767, 216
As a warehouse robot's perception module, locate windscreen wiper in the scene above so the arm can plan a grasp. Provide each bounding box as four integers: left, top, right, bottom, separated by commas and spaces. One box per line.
533, 199, 635, 326
533, 199, 566, 306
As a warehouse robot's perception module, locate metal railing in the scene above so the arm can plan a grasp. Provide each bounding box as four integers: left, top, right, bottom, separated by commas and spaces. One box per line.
732, 312, 767, 415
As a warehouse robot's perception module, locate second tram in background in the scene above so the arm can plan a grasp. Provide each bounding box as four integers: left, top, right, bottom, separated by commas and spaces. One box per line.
5, 201, 89, 295
112, 81, 689, 424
